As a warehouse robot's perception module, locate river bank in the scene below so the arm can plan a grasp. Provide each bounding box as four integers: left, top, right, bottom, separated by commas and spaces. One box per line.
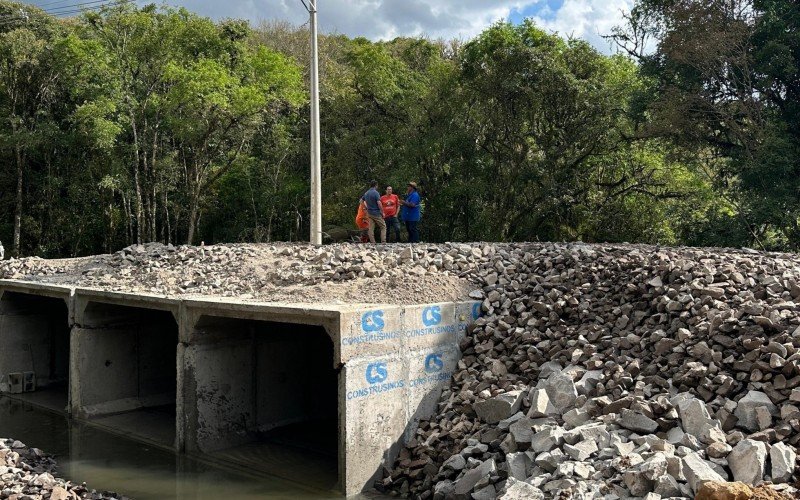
1, 437, 123, 500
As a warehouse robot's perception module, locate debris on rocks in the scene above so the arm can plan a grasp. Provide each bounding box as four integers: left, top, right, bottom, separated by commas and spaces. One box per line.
0, 438, 125, 499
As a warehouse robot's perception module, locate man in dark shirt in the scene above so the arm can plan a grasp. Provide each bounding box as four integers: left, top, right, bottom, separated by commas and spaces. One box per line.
401, 181, 421, 243
363, 180, 386, 243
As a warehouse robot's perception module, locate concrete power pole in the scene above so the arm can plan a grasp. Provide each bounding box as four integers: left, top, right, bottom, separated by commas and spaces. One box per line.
303, 0, 323, 245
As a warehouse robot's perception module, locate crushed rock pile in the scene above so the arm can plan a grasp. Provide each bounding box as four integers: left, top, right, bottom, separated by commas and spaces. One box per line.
0, 438, 124, 499
379, 243, 800, 499
0, 242, 475, 304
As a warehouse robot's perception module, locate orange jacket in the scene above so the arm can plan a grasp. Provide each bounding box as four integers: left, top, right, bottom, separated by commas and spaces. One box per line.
355, 201, 369, 230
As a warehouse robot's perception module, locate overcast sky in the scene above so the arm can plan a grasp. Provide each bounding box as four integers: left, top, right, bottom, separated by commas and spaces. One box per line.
27, 0, 634, 53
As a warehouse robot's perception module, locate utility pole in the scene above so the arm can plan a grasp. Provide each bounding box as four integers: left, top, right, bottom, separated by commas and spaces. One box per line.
301, 0, 322, 245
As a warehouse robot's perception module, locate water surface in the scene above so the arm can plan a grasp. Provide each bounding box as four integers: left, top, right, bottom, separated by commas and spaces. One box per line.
0, 397, 352, 500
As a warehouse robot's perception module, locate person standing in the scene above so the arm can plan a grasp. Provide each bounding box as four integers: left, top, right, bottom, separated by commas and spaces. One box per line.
401, 182, 421, 243
381, 186, 401, 243
363, 180, 387, 243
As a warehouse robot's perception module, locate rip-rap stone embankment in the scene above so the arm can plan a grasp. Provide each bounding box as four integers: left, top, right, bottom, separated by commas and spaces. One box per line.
374, 243, 800, 499
3, 242, 800, 499
0, 438, 124, 499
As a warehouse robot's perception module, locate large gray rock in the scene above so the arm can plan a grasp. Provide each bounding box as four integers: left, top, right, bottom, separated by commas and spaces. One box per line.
534, 449, 565, 472
543, 371, 578, 412
770, 442, 796, 483
728, 439, 767, 485
617, 409, 659, 434
474, 391, 524, 424
453, 458, 497, 495
505, 452, 531, 481
527, 389, 558, 418
563, 440, 598, 461
530, 427, 565, 453
682, 452, 726, 494
734, 391, 777, 432
508, 418, 535, 445
441, 454, 466, 473
673, 394, 725, 444
623, 454, 668, 496
498, 478, 545, 500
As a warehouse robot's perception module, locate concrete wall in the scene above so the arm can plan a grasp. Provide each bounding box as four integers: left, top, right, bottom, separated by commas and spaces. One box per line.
182, 318, 337, 453
71, 298, 179, 419
184, 338, 255, 452
0, 290, 70, 392
0, 279, 479, 497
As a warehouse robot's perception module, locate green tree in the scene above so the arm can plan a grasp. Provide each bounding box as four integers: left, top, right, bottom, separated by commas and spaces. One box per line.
0, 1, 61, 255
163, 42, 304, 243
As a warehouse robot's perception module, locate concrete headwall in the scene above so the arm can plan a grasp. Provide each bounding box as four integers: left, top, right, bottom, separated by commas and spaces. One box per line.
0, 279, 479, 497
339, 301, 480, 494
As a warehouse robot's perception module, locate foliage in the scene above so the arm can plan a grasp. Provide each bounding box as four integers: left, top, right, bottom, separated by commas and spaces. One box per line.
616, 0, 800, 250
0, 0, 782, 256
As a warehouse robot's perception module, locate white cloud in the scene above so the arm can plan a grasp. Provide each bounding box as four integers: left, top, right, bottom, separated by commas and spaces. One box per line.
32, 0, 631, 52
530, 0, 634, 52
179, 0, 532, 41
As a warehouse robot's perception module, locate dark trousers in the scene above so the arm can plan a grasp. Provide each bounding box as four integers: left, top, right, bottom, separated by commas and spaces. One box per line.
385, 216, 401, 242
405, 220, 420, 243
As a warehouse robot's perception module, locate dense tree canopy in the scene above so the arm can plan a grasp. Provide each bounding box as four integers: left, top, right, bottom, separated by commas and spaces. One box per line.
0, 0, 797, 256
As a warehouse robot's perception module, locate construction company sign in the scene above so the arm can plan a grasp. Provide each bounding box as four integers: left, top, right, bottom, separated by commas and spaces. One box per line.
345, 358, 405, 400
340, 302, 481, 352
345, 349, 456, 401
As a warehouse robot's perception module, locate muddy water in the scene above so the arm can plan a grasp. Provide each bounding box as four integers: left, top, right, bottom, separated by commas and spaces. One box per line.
0, 397, 353, 500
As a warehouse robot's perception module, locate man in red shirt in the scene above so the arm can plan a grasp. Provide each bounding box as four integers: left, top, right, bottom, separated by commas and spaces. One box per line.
381, 186, 402, 242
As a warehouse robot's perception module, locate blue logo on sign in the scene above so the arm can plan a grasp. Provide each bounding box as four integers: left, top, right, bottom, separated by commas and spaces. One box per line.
361, 310, 385, 332
365, 362, 388, 384
422, 306, 442, 327
424, 353, 444, 373
472, 302, 481, 320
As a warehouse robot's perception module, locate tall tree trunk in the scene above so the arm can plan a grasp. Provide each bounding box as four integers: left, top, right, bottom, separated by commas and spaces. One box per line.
187, 168, 201, 245
13, 144, 23, 257
150, 129, 159, 242
163, 189, 171, 245
130, 111, 144, 244
187, 197, 199, 245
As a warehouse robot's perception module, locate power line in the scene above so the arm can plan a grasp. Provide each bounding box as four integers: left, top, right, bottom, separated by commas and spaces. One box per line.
0, 0, 132, 25
45, 0, 121, 14
31, 0, 82, 8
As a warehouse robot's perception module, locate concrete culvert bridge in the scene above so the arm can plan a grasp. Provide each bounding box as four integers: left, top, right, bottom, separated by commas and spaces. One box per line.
0, 279, 480, 496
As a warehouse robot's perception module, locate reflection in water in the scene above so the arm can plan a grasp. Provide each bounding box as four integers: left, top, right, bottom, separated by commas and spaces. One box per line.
0, 397, 351, 500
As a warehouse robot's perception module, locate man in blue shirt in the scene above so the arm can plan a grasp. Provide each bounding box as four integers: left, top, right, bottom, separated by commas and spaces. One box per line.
401, 181, 421, 243
363, 180, 386, 243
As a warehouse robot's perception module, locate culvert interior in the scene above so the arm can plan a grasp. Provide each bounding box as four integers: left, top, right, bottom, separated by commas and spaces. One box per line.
73, 302, 178, 448
187, 316, 339, 491
0, 292, 70, 412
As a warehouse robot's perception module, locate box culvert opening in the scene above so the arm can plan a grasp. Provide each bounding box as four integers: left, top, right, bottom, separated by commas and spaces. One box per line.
189, 316, 339, 491
0, 292, 70, 412
74, 302, 178, 448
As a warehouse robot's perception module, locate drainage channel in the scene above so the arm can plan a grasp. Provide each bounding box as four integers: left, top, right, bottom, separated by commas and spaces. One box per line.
0, 396, 345, 499
0, 280, 480, 496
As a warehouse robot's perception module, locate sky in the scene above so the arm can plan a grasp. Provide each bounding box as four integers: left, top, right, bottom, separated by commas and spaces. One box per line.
26, 0, 634, 53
